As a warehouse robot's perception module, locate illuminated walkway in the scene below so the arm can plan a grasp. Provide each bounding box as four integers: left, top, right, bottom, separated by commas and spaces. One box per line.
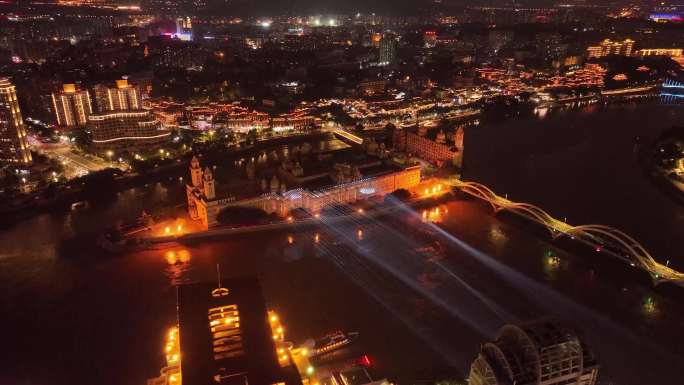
447, 178, 684, 286
331, 128, 364, 144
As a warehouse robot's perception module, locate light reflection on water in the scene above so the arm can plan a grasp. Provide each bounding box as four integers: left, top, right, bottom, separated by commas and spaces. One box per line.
542, 251, 562, 282
487, 225, 508, 248
642, 295, 659, 319
164, 249, 192, 285
421, 205, 448, 223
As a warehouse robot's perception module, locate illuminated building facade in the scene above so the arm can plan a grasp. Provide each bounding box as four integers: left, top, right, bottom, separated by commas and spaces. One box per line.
378, 35, 397, 65
87, 110, 169, 153
358, 80, 387, 96
173, 16, 193, 40
93, 79, 142, 113
0, 77, 32, 165
586, 39, 634, 58
271, 113, 317, 132
176, 278, 302, 385
186, 156, 421, 229
468, 319, 600, 385
393, 126, 464, 168
637, 48, 683, 57
51, 84, 93, 128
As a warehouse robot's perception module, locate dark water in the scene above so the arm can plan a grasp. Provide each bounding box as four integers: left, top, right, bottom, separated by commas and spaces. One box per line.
1, 103, 683, 385
464, 102, 684, 269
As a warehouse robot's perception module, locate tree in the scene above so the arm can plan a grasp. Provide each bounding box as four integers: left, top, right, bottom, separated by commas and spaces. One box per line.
385, 188, 412, 203
73, 130, 92, 151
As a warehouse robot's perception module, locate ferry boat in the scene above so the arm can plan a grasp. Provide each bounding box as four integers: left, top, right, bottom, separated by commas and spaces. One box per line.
71, 201, 88, 210
310, 331, 359, 358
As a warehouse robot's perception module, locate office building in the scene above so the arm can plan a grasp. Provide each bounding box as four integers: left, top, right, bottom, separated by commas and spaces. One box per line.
175, 16, 193, 40
0, 77, 32, 165
93, 79, 143, 112
378, 35, 397, 65
489, 30, 514, 52
176, 278, 302, 385
468, 318, 600, 385
586, 38, 635, 58
51, 84, 93, 128
87, 110, 169, 153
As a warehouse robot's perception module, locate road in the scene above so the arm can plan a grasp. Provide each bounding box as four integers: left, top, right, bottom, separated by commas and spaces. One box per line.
31, 137, 121, 179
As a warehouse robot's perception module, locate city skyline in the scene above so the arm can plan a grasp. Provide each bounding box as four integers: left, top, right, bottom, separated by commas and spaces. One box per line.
1, 1, 684, 385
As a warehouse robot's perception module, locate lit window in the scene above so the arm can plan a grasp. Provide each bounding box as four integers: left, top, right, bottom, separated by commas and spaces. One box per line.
208, 304, 244, 360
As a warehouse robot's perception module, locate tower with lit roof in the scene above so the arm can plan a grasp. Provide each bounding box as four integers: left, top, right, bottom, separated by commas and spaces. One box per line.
52, 83, 93, 128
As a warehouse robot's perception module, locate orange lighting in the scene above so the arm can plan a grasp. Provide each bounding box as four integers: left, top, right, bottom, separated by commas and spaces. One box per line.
178, 249, 190, 263
115, 79, 129, 89
62, 83, 76, 93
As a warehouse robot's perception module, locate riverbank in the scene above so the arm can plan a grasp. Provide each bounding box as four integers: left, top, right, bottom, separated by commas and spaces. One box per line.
639, 126, 684, 207
0, 131, 335, 226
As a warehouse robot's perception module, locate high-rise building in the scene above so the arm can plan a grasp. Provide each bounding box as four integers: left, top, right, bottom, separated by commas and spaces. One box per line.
176, 278, 302, 385
378, 35, 397, 65
175, 16, 193, 40
87, 110, 169, 153
586, 38, 635, 58
92, 79, 143, 113
51, 84, 93, 128
489, 29, 514, 52
0, 77, 32, 165
468, 319, 600, 385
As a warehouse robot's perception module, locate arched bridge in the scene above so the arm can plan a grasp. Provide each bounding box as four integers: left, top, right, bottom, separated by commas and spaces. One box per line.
448, 178, 684, 286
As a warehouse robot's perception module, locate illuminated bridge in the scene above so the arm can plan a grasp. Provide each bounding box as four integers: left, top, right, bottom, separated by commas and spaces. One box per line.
661, 79, 684, 102
447, 178, 684, 287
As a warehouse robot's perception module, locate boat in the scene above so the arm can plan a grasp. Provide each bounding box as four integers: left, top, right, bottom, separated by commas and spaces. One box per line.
310, 331, 359, 358
71, 201, 88, 210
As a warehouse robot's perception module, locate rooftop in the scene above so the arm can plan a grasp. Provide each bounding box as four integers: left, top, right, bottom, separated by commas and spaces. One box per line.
177, 278, 301, 385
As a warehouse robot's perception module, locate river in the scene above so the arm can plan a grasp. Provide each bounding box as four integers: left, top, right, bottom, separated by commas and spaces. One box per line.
0, 102, 683, 385
463, 101, 684, 269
